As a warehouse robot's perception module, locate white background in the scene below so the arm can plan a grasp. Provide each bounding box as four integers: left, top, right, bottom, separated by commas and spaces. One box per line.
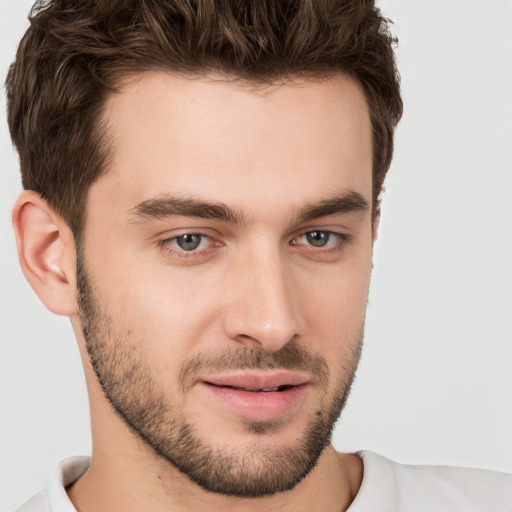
1, 0, 511, 509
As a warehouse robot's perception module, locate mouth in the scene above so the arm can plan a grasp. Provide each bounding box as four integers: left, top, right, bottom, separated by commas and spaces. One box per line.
203, 371, 310, 390
198, 371, 310, 422
205, 383, 296, 393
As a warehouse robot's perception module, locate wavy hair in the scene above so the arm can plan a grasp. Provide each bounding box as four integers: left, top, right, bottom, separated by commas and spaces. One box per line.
6, 0, 402, 234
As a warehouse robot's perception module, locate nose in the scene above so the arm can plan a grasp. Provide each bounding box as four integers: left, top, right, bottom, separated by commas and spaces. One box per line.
222, 245, 304, 352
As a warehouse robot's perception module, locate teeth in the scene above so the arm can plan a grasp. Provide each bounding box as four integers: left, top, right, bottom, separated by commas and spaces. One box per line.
261, 387, 279, 392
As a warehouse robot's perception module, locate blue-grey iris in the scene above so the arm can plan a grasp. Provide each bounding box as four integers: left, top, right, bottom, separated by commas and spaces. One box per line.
306, 231, 330, 247
176, 234, 202, 251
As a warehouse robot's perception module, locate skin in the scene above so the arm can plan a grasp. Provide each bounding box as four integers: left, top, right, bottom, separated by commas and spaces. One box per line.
13, 72, 375, 511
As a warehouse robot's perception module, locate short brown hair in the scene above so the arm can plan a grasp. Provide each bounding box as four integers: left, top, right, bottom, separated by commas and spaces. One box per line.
6, 0, 402, 236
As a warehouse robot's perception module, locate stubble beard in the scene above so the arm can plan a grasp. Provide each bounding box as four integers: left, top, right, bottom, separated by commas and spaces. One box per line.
76, 251, 364, 497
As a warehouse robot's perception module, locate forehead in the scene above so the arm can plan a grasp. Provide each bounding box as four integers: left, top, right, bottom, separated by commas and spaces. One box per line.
90, 72, 372, 222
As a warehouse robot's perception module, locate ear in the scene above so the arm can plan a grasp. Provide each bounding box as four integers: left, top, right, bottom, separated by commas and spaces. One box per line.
372, 213, 380, 244
12, 190, 78, 316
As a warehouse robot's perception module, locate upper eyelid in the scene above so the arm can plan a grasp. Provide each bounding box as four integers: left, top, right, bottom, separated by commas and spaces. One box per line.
166, 233, 213, 246
167, 232, 211, 240
293, 229, 347, 240
159, 229, 215, 244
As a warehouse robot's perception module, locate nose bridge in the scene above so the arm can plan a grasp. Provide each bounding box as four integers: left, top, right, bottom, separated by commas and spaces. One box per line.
224, 239, 302, 351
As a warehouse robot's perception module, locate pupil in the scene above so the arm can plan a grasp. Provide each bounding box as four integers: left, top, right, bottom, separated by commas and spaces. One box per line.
177, 234, 202, 250
306, 231, 329, 247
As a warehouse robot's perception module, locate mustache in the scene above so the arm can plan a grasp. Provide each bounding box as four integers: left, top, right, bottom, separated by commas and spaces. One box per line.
179, 342, 329, 393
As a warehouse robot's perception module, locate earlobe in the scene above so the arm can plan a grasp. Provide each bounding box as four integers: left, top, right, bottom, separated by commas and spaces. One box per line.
12, 190, 78, 316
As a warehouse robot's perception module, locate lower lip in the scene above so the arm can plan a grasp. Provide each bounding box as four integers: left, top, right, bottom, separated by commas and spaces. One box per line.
200, 383, 308, 422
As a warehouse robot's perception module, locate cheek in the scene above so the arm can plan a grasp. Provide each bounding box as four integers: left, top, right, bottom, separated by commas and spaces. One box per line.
92, 257, 233, 387
295, 253, 371, 367
299, 253, 371, 326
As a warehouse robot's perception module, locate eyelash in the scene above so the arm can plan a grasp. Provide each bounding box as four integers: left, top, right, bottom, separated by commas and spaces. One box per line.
158, 233, 219, 259
159, 230, 348, 259
291, 231, 347, 253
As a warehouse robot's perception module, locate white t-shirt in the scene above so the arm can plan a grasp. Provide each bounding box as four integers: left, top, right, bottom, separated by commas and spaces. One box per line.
14, 451, 512, 511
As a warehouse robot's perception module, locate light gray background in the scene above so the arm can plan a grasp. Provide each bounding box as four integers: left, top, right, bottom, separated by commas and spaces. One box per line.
1, 0, 511, 509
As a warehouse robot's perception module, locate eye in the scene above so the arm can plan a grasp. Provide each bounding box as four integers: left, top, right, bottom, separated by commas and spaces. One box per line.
304, 231, 331, 247
296, 230, 343, 248
167, 233, 211, 252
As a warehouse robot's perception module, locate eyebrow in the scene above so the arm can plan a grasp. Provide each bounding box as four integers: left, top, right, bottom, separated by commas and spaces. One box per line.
128, 195, 245, 224
128, 190, 369, 225
296, 191, 369, 223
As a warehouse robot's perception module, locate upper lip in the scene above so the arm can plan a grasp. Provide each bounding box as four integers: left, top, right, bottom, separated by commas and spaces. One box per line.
202, 371, 311, 391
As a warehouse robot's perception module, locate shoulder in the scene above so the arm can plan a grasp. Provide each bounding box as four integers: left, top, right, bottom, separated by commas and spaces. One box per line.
11, 456, 89, 512
12, 491, 50, 512
349, 451, 512, 512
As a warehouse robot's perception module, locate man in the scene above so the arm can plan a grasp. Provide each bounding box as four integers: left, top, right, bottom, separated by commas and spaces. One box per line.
4, 0, 512, 511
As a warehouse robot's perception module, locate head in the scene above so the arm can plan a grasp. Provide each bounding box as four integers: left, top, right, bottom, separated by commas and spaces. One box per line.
8, 0, 402, 499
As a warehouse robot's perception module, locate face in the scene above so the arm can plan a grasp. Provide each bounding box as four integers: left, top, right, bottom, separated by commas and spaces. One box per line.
77, 73, 374, 497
